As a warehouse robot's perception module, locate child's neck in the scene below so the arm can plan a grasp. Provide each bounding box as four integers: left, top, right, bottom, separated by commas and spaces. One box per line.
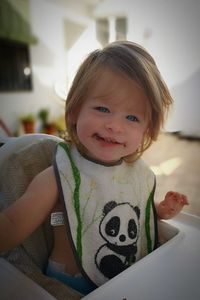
76, 144, 123, 167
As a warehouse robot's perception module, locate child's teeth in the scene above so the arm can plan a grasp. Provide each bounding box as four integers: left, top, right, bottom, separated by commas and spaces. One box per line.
95, 134, 119, 144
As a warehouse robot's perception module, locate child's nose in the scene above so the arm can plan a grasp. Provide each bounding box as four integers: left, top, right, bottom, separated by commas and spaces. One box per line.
105, 118, 123, 133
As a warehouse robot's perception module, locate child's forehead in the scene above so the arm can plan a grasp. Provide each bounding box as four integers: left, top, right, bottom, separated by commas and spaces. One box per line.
88, 68, 147, 104
90, 67, 136, 95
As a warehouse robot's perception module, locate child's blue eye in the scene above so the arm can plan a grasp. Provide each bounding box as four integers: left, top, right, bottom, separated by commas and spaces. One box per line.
95, 106, 109, 113
126, 115, 139, 122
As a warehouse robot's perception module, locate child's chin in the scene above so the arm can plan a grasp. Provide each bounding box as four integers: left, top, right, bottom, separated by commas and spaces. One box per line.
98, 155, 121, 163
92, 149, 123, 163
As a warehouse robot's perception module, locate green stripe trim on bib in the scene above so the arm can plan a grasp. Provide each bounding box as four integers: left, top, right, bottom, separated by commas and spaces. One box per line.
145, 189, 154, 253
59, 142, 83, 262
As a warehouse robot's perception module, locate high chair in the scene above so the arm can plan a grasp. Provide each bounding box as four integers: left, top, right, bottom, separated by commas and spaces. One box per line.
0, 134, 81, 300
0, 134, 199, 300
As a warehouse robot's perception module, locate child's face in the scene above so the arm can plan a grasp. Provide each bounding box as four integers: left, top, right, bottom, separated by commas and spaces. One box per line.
75, 69, 148, 163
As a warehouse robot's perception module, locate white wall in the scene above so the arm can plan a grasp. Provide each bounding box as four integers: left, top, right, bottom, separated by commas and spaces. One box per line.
0, 0, 94, 133
94, 0, 200, 136
128, 0, 200, 135
1, 0, 200, 136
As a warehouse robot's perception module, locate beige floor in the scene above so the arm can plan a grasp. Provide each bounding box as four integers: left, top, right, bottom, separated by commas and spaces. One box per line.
142, 132, 200, 217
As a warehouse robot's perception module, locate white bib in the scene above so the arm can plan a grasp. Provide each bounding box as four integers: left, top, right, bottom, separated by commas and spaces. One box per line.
54, 142, 158, 287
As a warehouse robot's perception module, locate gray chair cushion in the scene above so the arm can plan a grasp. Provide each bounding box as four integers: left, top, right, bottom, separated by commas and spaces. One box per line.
0, 137, 81, 300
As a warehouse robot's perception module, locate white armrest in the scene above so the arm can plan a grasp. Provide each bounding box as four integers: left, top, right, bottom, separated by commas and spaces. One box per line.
0, 258, 56, 300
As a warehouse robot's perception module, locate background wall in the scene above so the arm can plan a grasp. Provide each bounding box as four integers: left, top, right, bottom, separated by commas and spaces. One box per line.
94, 0, 200, 136
0, 0, 200, 136
0, 0, 95, 133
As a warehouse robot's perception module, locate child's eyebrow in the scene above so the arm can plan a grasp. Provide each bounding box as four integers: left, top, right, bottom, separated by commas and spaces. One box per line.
92, 93, 112, 100
91, 95, 112, 104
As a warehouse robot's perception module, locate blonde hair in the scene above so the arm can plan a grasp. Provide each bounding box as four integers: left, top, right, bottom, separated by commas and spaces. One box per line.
65, 41, 173, 162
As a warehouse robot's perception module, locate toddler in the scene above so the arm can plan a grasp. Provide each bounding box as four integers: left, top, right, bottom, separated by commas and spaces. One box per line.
0, 41, 188, 296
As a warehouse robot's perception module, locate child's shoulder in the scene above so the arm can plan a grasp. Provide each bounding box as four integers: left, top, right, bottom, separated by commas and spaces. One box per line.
56, 139, 72, 150
131, 157, 151, 169
129, 158, 154, 177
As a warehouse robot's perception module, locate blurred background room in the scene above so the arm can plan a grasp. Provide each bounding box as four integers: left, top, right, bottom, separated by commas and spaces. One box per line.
0, 0, 200, 216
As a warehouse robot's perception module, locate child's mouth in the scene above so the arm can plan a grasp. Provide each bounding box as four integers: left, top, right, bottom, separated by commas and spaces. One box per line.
93, 133, 125, 146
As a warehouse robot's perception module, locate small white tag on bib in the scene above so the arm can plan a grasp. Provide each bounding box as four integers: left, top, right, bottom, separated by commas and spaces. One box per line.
51, 212, 64, 226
